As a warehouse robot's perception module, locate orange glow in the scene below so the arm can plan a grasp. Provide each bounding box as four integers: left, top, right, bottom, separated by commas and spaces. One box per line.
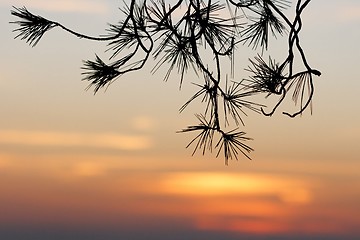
159, 172, 312, 204
0, 153, 359, 237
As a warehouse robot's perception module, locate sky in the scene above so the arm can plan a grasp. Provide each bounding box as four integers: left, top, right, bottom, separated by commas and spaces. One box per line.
0, 0, 360, 239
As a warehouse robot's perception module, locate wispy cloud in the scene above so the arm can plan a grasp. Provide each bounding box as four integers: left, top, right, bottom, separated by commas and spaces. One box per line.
0, 130, 152, 151
131, 115, 156, 132
4, 0, 109, 14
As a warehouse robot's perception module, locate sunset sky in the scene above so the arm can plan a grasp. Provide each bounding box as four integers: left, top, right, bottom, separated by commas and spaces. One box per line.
0, 0, 359, 239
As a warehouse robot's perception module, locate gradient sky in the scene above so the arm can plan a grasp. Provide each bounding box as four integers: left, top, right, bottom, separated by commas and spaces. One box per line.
0, 0, 360, 239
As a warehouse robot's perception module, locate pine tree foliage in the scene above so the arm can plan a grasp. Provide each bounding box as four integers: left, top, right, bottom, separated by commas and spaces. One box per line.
11, 0, 321, 164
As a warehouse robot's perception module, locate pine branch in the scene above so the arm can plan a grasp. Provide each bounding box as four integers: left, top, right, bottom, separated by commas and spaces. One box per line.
283, 71, 314, 117
82, 55, 120, 94
246, 55, 286, 95
223, 80, 264, 126
240, 3, 286, 50
179, 114, 215, 156
10, 0, 321, 164
10, 6, 57, 47
216, 129, 253, 165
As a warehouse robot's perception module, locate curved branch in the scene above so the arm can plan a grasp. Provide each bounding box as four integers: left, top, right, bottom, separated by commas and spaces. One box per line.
261, 86, 286, 116
283, 73, 314, 118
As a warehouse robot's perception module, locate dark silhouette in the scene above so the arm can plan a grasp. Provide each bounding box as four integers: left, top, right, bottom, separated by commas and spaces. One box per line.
10, 0, 321, 164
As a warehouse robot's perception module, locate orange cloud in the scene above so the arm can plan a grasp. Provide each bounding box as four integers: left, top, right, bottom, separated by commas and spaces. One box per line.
0, 130, 152, 151
159, 172, 312, 204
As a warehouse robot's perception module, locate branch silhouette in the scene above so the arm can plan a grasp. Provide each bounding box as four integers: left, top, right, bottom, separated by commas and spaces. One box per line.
11, 0, 321, 164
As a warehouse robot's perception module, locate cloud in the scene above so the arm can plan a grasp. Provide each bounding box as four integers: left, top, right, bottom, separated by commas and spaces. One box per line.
0, 130, 152, 151
4, 0, 109, 14
71, 161, 108, 177
160, 172, 312, 204
131, 116, 156, 132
